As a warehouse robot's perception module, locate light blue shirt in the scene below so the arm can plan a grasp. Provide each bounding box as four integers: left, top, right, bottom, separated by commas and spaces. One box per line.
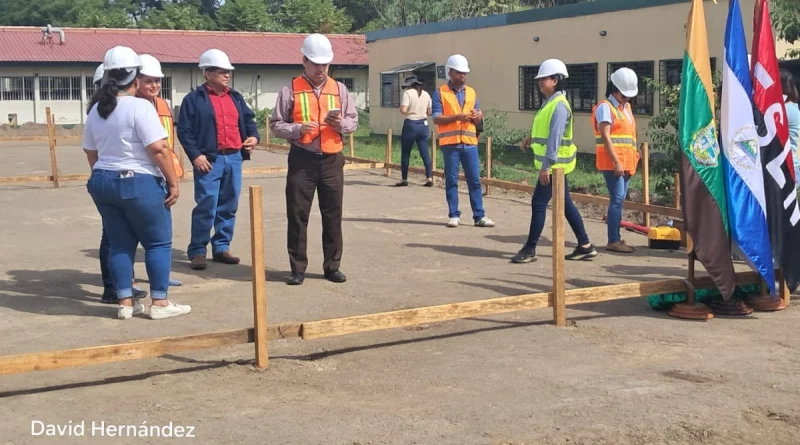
785, 99, 800, 178
593, 95, 634, 128
538, 91, 571, 171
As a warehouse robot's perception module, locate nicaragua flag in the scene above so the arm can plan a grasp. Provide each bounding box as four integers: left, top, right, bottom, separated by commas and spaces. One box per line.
721, 0, 775, 295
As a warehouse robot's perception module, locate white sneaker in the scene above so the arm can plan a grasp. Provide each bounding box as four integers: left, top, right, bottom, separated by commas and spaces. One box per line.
149, 301, 192, 320
475, 216, 496, 228
117, 302, 145, 320
447, 217, 460, 228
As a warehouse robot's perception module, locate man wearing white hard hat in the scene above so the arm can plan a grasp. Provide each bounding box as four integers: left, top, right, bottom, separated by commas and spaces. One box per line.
177, 49, 260, 271
83, 46, 190, 320
270, 33, 358, 285
432, 54, 495, 229
511, 58, 597, 264
592, 67, 641, 253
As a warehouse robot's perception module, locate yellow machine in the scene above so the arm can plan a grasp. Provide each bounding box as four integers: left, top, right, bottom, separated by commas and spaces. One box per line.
648, 226, 681, 250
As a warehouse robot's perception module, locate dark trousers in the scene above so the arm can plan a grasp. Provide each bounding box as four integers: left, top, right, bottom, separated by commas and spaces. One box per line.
400, 119, 432, 179
523, 175, 590, 250
286, 146, 345, 275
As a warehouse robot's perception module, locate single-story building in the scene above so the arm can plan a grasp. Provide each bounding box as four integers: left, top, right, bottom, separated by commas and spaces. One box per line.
0, 26, 369, 126
366, 0, 800, 151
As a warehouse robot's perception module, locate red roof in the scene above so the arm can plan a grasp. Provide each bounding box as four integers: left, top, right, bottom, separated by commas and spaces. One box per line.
0, 26, 368, 66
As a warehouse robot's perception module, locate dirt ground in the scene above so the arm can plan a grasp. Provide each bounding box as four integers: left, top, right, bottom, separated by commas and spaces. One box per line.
1, 142, 799, 445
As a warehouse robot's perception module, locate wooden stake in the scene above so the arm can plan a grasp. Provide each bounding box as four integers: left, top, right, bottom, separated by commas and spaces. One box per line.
641, 142, 650, 227
431, 132, 437, 186
485, 137, 493, 196
674, 172, 681, 209
386, 128, 392, 177
552, 167, 566, 327
778, 268, 791, 306
265, 114, 271, 147
349, 132, 355, 158
249, 186, 269, 369
45, 107, 59, 189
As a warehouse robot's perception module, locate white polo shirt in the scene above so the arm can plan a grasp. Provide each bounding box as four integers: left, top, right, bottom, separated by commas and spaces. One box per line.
83, 96, 168, 177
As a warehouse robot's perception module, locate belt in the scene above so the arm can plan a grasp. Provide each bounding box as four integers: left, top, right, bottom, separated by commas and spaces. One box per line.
290, 145, 335, 157
218, 148, 240, 155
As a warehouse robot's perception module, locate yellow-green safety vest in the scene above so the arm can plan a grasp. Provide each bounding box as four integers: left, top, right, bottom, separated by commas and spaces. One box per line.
531, 94, 577, 175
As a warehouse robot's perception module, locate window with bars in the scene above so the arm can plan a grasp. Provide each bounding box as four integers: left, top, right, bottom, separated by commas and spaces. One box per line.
0, 76, 35, 101
159, 76, 173, 102
564, 63, 598, 112
659, 58, 717, 110
607, 61, 655, 115
335, 77, 355, 91
381, 73, 400, 107
40, 76, 81, 101
518, 66, 545, 110
85, 76, 98, 99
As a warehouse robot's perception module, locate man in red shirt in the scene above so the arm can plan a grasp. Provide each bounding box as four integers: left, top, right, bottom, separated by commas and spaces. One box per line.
177, 49, 260, 270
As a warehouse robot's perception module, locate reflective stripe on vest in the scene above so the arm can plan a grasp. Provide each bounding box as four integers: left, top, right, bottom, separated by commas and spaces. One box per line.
292, 76, 343, 154
436, 85, 478, 146
530, 94, 577, 175
154, 97, 184, 178
592, 99, 639, 175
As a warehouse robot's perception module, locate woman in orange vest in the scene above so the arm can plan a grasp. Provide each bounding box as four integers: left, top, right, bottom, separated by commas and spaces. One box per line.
592, 67, 640, 253
137, 54, 183, 286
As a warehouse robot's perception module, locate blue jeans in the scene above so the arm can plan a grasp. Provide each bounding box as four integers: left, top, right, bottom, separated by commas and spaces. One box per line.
401, 119, 432, 179
87, 169, 172, 300
442, 144, 485, 222
188, 151, 243, 258
602, 171, 631, 244
523, 175, 590, 250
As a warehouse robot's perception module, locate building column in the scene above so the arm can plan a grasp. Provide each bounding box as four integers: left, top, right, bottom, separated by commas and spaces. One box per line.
33, 74, 40, 124
80, 70, 87, 125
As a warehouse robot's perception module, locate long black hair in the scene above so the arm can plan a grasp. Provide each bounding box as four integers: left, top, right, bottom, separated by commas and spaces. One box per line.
87, 81, 102, 115
96, 68, 138, 119
781, 69, 800, 103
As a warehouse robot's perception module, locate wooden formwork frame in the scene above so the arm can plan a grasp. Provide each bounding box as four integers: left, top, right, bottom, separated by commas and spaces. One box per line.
0, 175, 769, 378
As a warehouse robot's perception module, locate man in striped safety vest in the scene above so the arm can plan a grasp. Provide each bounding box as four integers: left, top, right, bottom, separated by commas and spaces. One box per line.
592, 67, 640, 253
270, 34, 359, 286
432, 54, 495, 228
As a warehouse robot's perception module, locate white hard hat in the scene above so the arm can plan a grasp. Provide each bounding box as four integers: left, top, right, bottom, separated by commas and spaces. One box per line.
103, 46, 141, 70
199, 49, 234, 71
301, 34, 334, 65
139, 54, 164, 78
610, 67, 639, 98
445, 54, 470, 74
535, 58, 569, 79
93, 63, 105, 84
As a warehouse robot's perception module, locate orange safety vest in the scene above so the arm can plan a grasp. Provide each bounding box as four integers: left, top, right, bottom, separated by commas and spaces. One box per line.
592, 99, 639, 176
436, 84, 478, 146
292, 76, 343, 154
154, 97, 184, 178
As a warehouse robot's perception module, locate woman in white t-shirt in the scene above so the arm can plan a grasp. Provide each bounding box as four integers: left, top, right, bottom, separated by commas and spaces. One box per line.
397, 75, 433, 187
83, 46, 190, 321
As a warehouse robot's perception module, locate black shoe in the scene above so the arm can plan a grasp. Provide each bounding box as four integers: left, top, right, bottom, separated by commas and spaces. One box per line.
424, 180, 433, 187
324, 270, 347, 283
395, 180, 409, 187
565, 244, 598, 261
511, 248, 536, 263
287, 274, 305, 285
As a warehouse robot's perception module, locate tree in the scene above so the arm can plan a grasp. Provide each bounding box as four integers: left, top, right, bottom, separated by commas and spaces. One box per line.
278, 0, 353, 33
139, 3, 217, 30
216, 0, 282, 31
772, 0, 800, 58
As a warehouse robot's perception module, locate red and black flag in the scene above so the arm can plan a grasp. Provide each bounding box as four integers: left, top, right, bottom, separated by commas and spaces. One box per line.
751, 0, 800, 292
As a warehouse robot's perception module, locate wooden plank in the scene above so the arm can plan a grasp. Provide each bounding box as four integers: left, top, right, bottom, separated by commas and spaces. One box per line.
386, 128, 392, 177
485, 137, 492, 195
46, 108, 59, 189
552, 168, 566, 326
349, 132, 355, 158
431, 132, 437, 186
0, 324, 302, 376
779, 269, 791, 306
249, 186, 269, 369
674, 172, 681, 209
301, 270, 762, 340
641, 142, 650, 227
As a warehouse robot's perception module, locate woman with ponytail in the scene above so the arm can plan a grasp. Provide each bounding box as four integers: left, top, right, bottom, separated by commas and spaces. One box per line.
83, 46, 190, 320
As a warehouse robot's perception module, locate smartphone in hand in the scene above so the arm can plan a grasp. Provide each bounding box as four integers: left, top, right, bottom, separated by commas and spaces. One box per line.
327, 108, 342, 119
